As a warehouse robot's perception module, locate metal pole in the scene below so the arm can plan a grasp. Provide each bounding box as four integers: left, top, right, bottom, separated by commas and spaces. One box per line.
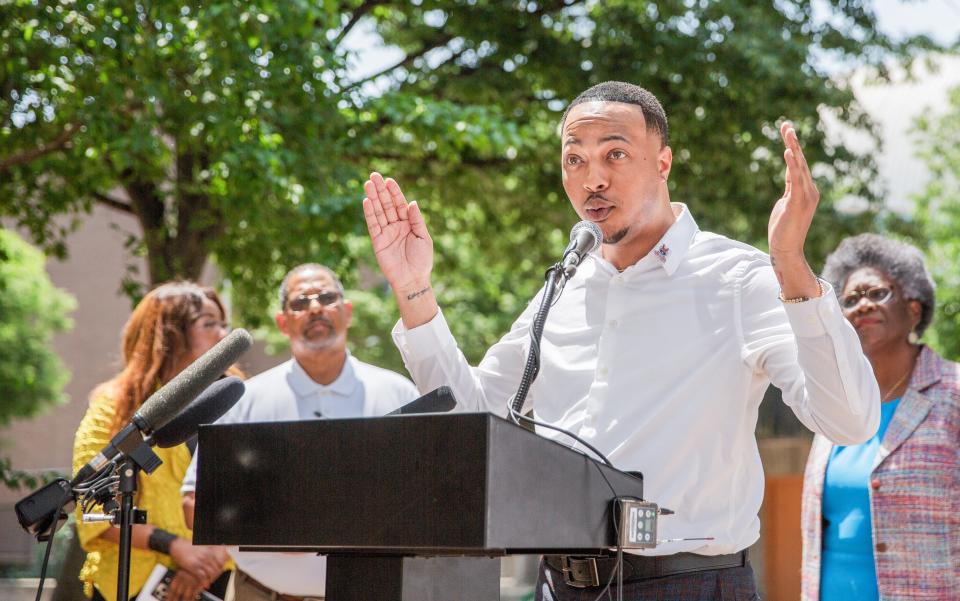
116, 458, 139, 601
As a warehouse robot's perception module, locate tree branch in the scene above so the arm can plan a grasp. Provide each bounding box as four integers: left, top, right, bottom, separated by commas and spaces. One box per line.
0, 123, 80, 173
93, 191, 135, 215
343, 32, 455, 92
332, 0, 389, 46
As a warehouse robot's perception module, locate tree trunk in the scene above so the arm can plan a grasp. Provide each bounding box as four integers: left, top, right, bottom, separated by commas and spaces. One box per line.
122, 157, 220, 288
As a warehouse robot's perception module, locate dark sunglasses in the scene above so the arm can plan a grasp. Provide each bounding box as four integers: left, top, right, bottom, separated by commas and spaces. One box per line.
287, 291, 342, 312
840, 286, 893, 310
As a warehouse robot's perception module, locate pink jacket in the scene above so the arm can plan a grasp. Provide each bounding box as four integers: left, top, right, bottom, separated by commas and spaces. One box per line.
800, 345, 959, 600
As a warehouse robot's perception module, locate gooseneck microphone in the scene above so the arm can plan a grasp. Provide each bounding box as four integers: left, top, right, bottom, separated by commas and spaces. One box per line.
70, 329, 253, 486
387, 386, 457, 415
561, 221, 602, 279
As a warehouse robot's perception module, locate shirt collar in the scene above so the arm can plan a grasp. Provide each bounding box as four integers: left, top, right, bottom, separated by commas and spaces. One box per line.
287, 352, 360, 397
588, 203, 699, 276
647, 203, 698, 276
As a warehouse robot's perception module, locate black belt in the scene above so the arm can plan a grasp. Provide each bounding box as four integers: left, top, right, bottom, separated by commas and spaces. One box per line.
544, 550, 748, 588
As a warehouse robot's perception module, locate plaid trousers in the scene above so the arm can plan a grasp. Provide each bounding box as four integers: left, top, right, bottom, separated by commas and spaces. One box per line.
535, 558, 760, 601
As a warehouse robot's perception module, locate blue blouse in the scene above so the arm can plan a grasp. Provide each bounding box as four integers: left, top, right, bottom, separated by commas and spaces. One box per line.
819, 397, 902, 601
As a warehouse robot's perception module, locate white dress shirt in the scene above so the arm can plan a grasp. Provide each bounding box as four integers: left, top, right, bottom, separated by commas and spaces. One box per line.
181, 353, 419, 596
392, 204, 879, 556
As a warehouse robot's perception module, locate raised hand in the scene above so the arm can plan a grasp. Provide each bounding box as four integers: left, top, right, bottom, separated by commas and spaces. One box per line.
768, 121, 822, 299
362, 172, 438, 328
769, 121, 820, 257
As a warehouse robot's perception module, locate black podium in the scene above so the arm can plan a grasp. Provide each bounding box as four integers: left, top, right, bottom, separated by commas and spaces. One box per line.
194, 413, 643, 600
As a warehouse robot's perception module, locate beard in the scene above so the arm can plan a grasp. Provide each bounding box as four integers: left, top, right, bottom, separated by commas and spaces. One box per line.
603, 226, 630, 245
297, 317, 337, 350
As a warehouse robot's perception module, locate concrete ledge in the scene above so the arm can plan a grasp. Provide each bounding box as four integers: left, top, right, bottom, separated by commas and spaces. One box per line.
0, 578, 57, 601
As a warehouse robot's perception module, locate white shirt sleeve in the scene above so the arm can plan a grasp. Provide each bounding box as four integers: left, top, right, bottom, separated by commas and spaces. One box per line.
181, 450, 199, 495
737, 258, 880, 445
391, 298, 540, 416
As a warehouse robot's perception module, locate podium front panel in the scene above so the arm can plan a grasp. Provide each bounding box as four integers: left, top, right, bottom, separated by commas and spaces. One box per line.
194, 414, 489, 551
194, 412, 643, 554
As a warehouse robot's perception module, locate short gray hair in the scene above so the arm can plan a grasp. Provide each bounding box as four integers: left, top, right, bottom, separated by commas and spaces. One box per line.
822, 233, 936, 335
278, 263, 345, 310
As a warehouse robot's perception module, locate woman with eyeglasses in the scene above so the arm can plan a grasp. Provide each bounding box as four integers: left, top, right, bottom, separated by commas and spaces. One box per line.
73, 282, 240, 601
799, 234, 959, 600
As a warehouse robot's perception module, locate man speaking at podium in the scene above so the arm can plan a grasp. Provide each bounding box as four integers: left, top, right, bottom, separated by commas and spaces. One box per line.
360, 82, 879, 600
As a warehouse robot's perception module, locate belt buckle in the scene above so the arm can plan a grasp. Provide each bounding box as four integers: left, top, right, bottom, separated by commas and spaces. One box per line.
560, 556, 600, 588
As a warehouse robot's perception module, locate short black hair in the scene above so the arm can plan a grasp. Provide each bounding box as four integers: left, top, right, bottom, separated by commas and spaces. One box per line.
560, 81, 669, 147
822, 234, 936, 336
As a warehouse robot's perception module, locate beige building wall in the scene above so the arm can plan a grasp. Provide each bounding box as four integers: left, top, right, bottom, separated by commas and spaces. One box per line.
1, 205, 279, 562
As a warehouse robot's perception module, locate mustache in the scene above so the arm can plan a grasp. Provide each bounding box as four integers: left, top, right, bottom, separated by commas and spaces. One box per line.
586, 192, 611, 204
304, 315, 332, 329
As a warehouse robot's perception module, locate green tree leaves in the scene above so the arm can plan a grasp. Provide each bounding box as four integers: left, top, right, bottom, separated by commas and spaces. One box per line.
0, 229, 76, 430
913, 84, 960, 358
0, 1, 938, 371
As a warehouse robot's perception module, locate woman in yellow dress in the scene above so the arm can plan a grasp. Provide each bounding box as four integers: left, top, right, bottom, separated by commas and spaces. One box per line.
73, 282, 238, 601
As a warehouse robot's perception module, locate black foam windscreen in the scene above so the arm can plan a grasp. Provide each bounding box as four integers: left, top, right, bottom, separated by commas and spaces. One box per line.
387, 386, 457, 415
149, 376, 245, 448
134, 328, 253, 434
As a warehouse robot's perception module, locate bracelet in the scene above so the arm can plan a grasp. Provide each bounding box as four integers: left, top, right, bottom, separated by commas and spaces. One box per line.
779, 278, 824, 304
147, 528, 178, 555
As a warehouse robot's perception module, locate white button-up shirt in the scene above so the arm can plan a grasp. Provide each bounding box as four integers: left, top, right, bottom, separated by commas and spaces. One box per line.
392, 204, 879, 556
181, 354, 419, 596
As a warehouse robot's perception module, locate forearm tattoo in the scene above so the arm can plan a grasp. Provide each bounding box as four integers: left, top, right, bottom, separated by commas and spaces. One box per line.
771, 255, 785, 285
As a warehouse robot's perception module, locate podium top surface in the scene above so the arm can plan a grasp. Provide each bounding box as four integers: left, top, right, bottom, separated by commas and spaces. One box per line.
194, 412, 642, 554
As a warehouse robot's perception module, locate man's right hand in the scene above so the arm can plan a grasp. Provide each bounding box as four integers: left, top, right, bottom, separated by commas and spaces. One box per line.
166, 569, 204, 601
362, 172, 439, 328
168, 537, 226, 587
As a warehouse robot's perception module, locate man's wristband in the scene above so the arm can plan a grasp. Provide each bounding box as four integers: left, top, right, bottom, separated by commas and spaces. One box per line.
147, 528, 178, 555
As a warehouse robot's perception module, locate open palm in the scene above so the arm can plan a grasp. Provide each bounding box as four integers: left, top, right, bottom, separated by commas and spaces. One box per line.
768, 121, 819, 258
362, 172, 434, 291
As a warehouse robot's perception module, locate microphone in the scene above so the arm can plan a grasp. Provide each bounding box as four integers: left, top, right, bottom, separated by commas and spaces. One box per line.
71, 329, 253, 485
561, 221, 602, 278
387, 386, 457, 415
147, 376, 245, 448
134, 328, 253, 434
17, 375, 248, 540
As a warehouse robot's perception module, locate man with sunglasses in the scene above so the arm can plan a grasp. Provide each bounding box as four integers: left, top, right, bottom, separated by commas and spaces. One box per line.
180, 263, 419, 601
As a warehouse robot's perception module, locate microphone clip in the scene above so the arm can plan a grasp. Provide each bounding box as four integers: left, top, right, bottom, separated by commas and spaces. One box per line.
104, 422, 162, 478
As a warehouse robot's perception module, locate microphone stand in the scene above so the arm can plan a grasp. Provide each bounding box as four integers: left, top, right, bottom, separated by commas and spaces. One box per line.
510, 264, 566, 415
116, 456, 144, 601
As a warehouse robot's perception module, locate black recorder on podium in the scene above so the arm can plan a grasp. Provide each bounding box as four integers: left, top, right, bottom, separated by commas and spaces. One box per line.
15, 328, 253, 601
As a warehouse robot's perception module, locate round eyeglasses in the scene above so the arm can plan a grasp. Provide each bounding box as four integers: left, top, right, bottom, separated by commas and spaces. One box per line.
840, 286, 893, 310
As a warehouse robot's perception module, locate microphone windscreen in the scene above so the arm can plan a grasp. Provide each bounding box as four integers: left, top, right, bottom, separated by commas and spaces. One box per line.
150, 376, 245, 448
134, 328, 253, 433
570, 220, 602, 254
387, 386, 457, 415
